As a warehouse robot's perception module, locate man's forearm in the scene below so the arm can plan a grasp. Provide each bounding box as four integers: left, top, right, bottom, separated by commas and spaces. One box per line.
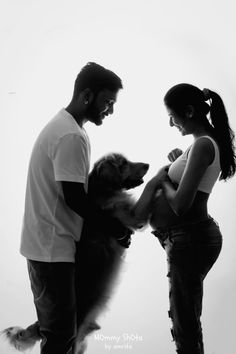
62, 181, 110, 222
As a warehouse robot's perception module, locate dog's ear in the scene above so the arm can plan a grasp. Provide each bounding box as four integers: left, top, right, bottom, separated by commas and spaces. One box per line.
97, 160, 122, 189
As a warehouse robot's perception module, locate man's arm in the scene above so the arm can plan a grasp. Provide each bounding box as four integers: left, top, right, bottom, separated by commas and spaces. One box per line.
61, 181, 132, 246
62, 181, 102, 219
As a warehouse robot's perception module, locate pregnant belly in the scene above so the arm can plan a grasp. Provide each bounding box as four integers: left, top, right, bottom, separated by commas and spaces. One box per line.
149, 189, 179, 228
149, 189, 209, 229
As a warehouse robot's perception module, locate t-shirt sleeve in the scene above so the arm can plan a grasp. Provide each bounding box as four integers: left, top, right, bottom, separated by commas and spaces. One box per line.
52, 133, 88, 183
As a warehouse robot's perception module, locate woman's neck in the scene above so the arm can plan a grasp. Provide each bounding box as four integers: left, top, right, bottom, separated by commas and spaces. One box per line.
192, 122, 214, 139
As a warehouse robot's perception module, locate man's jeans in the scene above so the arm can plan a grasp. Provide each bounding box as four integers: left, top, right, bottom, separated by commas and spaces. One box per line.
27, 260, 77, 354
153, 217, 222, 354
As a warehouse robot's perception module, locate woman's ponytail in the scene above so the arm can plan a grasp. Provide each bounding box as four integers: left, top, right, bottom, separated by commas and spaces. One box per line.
205, 89, 236, 180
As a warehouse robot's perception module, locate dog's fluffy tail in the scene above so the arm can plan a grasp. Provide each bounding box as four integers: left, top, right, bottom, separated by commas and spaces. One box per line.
1, 321, 41, 351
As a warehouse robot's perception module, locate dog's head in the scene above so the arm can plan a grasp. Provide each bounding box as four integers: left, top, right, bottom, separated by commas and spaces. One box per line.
89, 153, 149, 195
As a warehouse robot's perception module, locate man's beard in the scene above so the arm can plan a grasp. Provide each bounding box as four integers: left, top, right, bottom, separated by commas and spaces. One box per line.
86, 103, 103, 126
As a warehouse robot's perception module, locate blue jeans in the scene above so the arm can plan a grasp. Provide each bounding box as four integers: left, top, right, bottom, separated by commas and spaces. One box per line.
152, 217, 222, 354
27, 260, 77, 354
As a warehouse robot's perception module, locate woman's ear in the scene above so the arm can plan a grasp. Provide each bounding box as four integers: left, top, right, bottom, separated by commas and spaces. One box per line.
185, 104, 195, 119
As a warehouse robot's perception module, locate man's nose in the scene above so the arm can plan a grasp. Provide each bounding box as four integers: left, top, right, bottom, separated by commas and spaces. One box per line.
108, 105, 114, 115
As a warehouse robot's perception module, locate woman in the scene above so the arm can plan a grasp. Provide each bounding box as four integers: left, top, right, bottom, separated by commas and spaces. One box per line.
146, 84, 235, 353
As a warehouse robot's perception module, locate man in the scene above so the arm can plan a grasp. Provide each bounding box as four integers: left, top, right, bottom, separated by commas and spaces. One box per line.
20, 62, 130, 354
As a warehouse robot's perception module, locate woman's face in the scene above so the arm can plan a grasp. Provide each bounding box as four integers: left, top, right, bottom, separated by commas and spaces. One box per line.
167, 107, 189, 136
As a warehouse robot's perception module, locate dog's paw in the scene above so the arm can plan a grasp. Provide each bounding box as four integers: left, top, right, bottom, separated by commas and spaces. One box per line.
1, 326, 38, 351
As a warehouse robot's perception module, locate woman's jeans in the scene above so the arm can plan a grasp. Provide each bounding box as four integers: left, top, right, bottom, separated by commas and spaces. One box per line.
152, 217, 222, 354
27, 260, 77, 354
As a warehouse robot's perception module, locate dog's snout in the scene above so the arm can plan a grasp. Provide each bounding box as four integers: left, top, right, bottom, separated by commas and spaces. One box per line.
133, 162, 149, 176
143, 163, 149, 171
137, 162, 149, 174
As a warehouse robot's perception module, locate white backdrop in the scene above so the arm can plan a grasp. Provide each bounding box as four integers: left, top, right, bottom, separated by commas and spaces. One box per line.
0, 1, 236, 353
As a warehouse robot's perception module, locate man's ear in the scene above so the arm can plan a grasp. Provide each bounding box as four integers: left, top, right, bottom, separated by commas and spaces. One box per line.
82, 88, 94, 105
185, 105, 195, 119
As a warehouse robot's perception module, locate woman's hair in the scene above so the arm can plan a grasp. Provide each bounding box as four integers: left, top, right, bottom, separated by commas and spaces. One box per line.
73, 62, 123, 96
164, 83, 236, 180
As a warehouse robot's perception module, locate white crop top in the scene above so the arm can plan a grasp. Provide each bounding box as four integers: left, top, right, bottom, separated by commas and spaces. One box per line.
168, 136, 221, 193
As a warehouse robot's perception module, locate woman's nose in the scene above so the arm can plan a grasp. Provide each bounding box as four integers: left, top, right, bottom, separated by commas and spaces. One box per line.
169, 117, 174, 127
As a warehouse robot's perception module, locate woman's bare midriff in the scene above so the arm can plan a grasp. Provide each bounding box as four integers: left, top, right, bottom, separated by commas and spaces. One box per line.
150, 188, 210, 229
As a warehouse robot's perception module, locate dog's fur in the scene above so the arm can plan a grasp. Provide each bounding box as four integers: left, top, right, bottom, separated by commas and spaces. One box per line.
2, 153, 149, 354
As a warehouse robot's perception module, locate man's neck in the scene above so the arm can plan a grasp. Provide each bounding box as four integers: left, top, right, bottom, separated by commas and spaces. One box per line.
65, 105, 87, 128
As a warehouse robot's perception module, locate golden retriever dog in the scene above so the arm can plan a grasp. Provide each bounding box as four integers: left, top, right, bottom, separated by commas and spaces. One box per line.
2, 153, 149, 354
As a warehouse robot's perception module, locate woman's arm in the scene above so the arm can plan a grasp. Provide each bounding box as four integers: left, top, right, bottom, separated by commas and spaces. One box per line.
161, 137, 215, 216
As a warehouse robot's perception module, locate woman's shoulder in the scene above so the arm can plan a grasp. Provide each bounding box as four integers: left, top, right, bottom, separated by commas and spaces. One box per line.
190, 136, 216, 165
196, 135, 218, 145
192, 135, 217, 149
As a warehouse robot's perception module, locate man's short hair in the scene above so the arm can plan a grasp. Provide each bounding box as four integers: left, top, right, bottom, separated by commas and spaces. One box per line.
74, 62, 123, 96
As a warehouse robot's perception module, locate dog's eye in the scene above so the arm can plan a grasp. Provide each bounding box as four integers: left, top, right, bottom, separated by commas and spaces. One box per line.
119, 161, 128, 171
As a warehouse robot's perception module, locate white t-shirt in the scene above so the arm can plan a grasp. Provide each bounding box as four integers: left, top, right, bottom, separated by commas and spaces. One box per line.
20, 109, 91, 262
